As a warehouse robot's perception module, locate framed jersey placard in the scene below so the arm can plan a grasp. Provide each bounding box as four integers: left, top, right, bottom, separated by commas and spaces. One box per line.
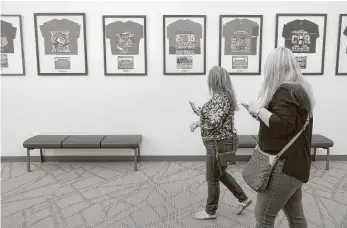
1, 15, 25, 76
219, 15, 263, 75
275, 14, 327, 75
34, 13, 88, 76
103, 15, 147, 76
163, 15, 206, 75
336, 14, 347, 75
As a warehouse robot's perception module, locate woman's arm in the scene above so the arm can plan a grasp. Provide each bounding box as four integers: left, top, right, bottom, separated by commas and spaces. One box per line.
257, 87, 299, 134
257, 108, 272, 127
200, 95, 230, 130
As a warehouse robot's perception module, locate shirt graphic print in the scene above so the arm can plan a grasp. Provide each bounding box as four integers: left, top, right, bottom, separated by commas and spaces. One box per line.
282, 19, 319, 53
295, 56, 307, 69
1, 20, 17, 53
223, 18, 259, 55
40, 19, 81, 55
167, 19, 202, 55
105, 21, 144, 55
1, 54, 8, 68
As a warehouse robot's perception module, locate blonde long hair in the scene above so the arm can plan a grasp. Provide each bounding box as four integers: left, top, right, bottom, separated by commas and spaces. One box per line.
257, 47, 315, 113
207, 66, 239, 111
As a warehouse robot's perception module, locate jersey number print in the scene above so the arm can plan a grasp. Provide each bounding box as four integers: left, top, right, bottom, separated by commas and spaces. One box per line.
167, 19, 203, 55
175, 33, 196, 55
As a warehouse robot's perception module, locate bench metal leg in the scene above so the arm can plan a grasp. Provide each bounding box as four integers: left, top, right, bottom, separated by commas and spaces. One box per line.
138, 146, 141, 162
326, 148, 330, 170
134, 148, 138, 171
27, 149, 31, 172
40, 149, 44, 162
312, 148, 316, 161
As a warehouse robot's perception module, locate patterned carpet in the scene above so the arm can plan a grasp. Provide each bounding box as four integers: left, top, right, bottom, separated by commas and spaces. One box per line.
2, 161, 347, 228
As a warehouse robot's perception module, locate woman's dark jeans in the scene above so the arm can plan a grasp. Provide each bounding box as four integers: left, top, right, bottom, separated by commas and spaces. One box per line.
204, 138, 248, 215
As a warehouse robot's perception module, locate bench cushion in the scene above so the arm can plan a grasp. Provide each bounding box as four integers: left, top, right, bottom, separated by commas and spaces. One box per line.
311, 134, 334, 148
101, 135, 142, 148
252, 134, 334, 149
23, 135, 69, 148
238, 135, 257, 148
62, 135, 106, 148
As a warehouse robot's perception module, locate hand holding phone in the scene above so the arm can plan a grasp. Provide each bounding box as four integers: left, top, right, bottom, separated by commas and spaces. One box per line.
241, 103, 258, 119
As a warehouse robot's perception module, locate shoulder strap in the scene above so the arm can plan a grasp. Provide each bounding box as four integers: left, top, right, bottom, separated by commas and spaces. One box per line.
276, 115, 310, 159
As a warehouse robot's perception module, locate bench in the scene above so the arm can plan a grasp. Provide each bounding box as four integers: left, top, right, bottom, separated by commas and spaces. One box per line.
23, 134, 333, 172
23, 135, 142, 172
237, 134, 334, 170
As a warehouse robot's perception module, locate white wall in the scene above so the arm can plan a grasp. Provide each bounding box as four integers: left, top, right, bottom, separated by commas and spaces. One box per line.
1, 1, 347, 157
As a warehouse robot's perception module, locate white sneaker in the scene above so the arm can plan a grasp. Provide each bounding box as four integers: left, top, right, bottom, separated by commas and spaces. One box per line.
236, 198, 252, 215
193, 211, 217, 220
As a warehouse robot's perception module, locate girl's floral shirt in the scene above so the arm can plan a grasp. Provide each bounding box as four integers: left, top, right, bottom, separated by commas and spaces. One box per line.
200, 93, 236, 142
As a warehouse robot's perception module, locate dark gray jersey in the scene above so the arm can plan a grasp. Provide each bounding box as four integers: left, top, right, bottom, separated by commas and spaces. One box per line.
223, 18, 259, 55
105, 21, 143, 55
282, 19, 319, 54
1, 20, 17, 54
167, 19, 202, 55
40, 19, 81, 55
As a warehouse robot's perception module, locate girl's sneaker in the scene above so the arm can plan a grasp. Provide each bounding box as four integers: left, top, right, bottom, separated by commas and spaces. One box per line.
193, 211, 217, 220
236, 198, 253, 215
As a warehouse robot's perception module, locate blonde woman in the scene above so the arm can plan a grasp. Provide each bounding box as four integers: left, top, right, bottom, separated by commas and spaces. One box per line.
246, 47, 314, 228
190, 66, 252, 220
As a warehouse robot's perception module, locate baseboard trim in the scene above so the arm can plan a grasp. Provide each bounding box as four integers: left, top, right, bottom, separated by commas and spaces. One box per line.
2, 155, 347, 162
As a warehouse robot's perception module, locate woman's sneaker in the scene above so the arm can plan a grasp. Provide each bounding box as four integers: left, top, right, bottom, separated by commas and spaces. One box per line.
193, 211, 217, 220
236, 198, 252, 215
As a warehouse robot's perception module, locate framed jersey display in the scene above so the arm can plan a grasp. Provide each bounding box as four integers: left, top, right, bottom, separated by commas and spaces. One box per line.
219, 15, 263, 75
163, 15, 206, 75
336, 14, 347, 75
103, 15, 147, 76
34, 13, 88, 75
275, 14, 327, 75
1, 15, 25, 76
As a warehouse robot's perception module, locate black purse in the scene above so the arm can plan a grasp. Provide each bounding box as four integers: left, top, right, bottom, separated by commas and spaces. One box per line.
215, 110, 239, 173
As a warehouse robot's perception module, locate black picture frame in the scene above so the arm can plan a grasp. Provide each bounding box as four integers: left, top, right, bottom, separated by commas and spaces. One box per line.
34, 13, 88, 76
163, 15, 206, 75
102, 15, 147, 76
336, 14, 347, 76
275, 13, 327, 75
1, 14, 25, 76
218, 15, 263, 75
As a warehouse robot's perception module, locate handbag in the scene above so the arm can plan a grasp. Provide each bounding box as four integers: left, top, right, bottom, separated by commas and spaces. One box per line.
215, 110, 239, 173
216, 134, 239, 169
242, 115, 310, 193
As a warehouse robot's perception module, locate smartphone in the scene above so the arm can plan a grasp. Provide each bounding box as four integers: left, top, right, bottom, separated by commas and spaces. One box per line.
241, 103, 249, 110
189, 101, 200, 115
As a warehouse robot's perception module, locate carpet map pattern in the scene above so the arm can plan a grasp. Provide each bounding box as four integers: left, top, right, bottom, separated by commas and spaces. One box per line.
2, 161, 347, 228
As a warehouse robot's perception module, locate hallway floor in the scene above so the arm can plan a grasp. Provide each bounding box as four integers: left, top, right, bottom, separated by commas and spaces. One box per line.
2, 161, 347, 228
